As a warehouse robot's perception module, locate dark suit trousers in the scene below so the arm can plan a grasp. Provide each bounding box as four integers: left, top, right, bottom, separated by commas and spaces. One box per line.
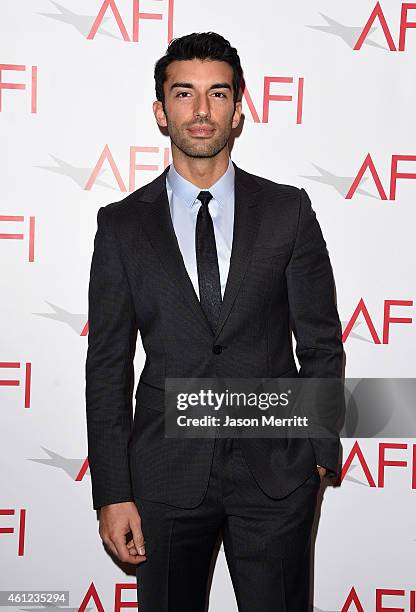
134, 437, 321, 611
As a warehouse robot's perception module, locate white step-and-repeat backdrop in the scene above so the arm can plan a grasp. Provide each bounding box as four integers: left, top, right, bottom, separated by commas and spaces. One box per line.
2, 1, 415, 610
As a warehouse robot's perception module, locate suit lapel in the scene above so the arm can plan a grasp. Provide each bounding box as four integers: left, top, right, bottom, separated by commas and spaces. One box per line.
137, 161, 264, 340
213, 163, 263, 340
140, 173, 214, 336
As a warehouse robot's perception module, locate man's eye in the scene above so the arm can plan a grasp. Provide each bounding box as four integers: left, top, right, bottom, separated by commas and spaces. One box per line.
175, 92, 226, 98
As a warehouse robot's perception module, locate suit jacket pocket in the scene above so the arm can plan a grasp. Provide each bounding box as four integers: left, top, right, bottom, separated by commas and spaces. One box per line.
251, 245, 290, 261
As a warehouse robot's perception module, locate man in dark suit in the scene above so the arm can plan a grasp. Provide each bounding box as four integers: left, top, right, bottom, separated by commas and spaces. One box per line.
86, 32, 344, 611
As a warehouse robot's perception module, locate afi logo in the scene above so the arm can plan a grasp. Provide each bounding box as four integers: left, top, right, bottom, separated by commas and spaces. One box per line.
342, 441, 416, 489
0, 361, 32, 408
85, 145, 171, 191
0, 215, 36, 261
0, 508, 26, 556
343, 298, 413, 344
79, 582, 137, 611
242, 76, 304, 124
346, 154, 416, 201
355, 1, 416, 51
87, 0, 174, 42
0, 64, 38, 112
342, 586, 416, 611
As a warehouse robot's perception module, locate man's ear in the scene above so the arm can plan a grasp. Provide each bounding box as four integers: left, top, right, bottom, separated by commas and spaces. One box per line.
153, 100, 167, 128
232, 101, 243, 129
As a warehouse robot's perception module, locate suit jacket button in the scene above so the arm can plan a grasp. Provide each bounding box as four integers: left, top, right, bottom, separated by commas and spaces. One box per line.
212, 344, 223, 354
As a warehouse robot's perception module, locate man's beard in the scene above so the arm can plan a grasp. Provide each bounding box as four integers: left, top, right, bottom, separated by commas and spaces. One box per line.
165, 114, 232, 159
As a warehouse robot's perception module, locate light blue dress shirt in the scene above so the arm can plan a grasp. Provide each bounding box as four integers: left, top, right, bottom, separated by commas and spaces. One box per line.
166, 157, 235, 301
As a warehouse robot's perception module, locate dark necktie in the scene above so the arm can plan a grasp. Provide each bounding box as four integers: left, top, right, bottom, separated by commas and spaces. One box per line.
195, 190, 222, 333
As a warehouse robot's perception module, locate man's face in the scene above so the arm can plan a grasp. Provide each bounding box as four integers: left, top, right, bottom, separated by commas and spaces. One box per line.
153, 58, 242, 159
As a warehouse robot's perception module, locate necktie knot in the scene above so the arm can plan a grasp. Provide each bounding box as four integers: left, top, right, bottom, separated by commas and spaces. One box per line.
197, 190, 213, 208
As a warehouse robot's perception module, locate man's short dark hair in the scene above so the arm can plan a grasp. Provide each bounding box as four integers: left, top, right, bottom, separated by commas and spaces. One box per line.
154, 32, 243, 109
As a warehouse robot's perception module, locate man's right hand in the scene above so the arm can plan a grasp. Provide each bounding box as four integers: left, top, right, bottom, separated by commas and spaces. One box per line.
98, 501, 147, 565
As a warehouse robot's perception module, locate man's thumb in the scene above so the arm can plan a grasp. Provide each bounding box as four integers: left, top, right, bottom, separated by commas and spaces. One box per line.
132, 522, 146, 556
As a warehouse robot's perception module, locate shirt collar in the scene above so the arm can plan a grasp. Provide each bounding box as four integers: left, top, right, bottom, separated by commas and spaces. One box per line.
166, 156, 235, 208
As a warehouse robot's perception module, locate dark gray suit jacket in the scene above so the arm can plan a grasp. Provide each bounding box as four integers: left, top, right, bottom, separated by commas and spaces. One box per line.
85, 161, 344, 510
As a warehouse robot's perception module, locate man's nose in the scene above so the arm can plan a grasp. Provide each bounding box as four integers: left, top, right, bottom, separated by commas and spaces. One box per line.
194, 95, 210, 119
